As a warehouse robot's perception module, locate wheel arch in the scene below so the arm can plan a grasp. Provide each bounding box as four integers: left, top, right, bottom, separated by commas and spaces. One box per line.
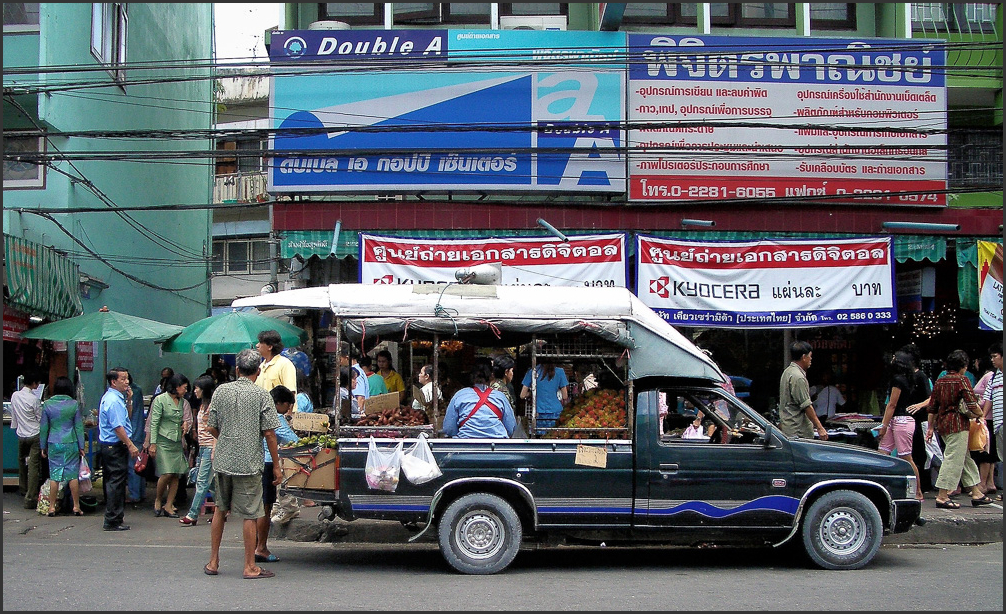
410, 478, 538, 543
774, 479, 893, 547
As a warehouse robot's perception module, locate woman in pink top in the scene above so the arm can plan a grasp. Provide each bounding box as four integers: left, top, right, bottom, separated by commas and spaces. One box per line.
180, 376, 217, 525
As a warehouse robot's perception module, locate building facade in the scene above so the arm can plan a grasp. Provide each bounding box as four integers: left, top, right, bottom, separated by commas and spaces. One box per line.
210, 3, 1001, 413
3, 3, 215, 403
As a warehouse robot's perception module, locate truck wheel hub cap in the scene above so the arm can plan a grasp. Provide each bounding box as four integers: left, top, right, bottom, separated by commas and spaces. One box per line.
457, 512, 503, 559
820, 508, 865, 554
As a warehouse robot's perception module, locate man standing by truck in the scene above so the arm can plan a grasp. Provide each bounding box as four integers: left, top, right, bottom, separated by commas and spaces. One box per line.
779, 341, 828, 441
204, 348, 282, 579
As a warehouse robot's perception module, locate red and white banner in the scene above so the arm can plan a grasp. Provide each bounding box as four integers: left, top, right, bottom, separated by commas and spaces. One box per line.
3, 309, 29, 341
636, 235, 896, 328
360, 233, 626, 287
76, 341, 94, 371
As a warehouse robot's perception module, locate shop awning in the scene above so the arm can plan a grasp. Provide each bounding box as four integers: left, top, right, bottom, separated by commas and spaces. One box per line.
3, 234, 83, 320
280, 228, 557, 260
282, 229, 948, 263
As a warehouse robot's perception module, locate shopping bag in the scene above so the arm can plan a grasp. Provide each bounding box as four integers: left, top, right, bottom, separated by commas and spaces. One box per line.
922, 421, 943, 469
37, 479, 53, 515
968, 419, 989, 452
401, 433, 442, 485
364, 437, 402, 492
78, 455, 92, 481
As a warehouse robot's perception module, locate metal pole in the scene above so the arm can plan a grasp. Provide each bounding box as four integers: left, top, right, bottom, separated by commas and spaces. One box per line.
432, 333, 440, 432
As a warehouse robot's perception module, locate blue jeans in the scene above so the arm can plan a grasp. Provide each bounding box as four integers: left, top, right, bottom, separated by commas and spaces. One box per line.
186, 446, 215, 520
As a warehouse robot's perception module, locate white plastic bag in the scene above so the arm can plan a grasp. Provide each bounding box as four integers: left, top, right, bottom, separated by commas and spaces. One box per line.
364, 437, 403, 492
922, 421, 943, 469
401, 434, 442, 485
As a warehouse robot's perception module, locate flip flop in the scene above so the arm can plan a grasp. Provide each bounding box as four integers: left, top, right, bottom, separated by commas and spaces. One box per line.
243, 568, 275, 579
203, 564, 218, 576
934, 499, 961, 509
254, 553, 280, 563
971, 495, 993, 507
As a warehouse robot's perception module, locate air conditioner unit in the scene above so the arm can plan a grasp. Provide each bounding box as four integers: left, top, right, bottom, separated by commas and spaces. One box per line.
499, 15, 567, 31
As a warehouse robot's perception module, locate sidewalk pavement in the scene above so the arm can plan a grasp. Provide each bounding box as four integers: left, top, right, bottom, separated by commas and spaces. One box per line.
275, 494, 1003, 546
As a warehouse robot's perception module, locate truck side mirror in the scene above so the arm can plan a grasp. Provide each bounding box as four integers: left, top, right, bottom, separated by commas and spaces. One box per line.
761, 425, 779, 450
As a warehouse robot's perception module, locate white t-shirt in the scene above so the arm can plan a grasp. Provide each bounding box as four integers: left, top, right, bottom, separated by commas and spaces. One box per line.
811, 384, 846, 419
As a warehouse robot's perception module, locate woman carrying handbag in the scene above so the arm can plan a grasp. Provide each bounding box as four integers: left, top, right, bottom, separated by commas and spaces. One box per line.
925, 349, 993, 509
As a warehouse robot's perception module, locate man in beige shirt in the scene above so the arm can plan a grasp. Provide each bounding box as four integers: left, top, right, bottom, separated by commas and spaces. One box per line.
255, 329, 298, 410
779, 341, 828, 440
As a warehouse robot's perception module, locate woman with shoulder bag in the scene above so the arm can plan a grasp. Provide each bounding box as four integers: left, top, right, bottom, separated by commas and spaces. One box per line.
925, 349, 991, 509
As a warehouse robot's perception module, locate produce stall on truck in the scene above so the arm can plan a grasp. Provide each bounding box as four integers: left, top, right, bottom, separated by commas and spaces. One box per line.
234, 283, 921, 574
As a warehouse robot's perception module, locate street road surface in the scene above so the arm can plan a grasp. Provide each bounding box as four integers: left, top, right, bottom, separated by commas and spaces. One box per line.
3, 512, 1002, 611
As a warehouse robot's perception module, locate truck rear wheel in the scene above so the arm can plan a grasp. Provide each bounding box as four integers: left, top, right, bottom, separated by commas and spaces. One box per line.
801, 489, 882, 570
438, 493, 522, 575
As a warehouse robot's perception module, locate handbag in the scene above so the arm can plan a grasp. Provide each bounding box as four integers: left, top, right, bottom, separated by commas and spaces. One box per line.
968, 419, 989, 452
134, 449, 150, 473
957, 397, 981, 419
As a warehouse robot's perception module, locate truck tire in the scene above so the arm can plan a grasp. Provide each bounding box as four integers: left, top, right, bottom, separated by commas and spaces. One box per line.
438, 493, 522, 575
800, 489, 882, 570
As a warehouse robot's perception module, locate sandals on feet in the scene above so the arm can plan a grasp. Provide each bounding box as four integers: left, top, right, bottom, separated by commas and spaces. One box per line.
46, 510, 57, 517
935, 499, 961, 509
971, 495, 993, 507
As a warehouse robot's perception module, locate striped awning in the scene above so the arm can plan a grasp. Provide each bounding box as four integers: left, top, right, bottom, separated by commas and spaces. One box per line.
3, 234, 83, 320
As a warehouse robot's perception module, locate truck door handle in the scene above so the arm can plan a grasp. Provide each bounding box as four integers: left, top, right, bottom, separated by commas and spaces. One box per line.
658, 463, 679, 474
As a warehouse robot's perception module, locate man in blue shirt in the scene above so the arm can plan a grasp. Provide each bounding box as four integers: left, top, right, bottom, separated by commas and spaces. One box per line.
339, 344, 370, 413
98, 367, 140, 531
444, 358, 516, 439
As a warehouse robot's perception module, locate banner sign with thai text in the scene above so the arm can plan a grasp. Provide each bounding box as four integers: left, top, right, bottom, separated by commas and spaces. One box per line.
269, 29, 625, 193
626, 35, 947, 205
977, 241, 1003, 331
636, 235, 896, 328
360, 233, 627, 287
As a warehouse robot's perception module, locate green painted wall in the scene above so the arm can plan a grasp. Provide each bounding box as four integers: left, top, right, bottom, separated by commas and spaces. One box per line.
3, 3, 214, 403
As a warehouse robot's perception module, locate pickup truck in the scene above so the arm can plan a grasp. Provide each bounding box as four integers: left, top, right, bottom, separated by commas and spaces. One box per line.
235, 283, 921, 575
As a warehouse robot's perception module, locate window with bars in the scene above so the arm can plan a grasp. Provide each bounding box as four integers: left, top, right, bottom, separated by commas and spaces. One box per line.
319, 3, 494, 25
622, 3, 795, 27
211, 239, 275, 275
912, 3, 998, 33
947, 130, 1003, 189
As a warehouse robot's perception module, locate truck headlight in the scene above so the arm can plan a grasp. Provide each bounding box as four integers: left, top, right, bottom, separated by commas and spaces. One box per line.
905, 475, 918, 500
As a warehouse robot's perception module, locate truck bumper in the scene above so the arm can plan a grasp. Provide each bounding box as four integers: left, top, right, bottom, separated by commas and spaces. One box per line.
891, 498, 922, 534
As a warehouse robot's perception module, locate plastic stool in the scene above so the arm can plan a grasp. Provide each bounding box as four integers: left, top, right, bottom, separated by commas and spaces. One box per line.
201, 495, 215, 516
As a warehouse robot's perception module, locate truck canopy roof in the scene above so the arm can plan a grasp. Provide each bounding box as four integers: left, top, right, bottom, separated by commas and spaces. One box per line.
233, 284, 725, 383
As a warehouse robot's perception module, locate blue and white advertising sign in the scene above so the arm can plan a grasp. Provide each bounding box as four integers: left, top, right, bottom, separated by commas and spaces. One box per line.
626, 35, 947, 205
636, 235, 897, 329
269, 30, 625, 193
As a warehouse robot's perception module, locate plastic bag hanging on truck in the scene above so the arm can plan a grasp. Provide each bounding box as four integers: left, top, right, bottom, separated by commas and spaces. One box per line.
401, 433, 442, 485
365, 437, 403, 492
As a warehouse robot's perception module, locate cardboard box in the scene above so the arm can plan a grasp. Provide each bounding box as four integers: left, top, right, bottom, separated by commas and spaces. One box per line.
290, 412, 329, 433
364, 391, 401, 415
280, 448, 337, 491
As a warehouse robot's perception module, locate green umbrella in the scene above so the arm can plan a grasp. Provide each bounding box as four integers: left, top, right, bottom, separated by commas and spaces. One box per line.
21, 306, 184, 342
21, 306, 185, 376
161, 309, 307, 354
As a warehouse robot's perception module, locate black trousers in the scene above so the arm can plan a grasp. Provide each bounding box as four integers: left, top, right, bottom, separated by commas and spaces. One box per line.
100, 442, 129, 527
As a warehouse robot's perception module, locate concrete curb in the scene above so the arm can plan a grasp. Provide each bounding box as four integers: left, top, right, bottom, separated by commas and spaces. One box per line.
277, 504, 1003, 546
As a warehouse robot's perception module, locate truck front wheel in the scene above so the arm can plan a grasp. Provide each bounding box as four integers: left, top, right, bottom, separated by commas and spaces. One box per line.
438, 493, 522, 575
800, 489, 882, 570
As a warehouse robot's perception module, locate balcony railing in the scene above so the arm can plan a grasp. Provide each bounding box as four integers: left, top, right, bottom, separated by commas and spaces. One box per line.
214, 172, 268, 203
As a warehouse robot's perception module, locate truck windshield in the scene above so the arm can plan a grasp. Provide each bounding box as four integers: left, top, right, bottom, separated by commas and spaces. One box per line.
652, 388, 766, 445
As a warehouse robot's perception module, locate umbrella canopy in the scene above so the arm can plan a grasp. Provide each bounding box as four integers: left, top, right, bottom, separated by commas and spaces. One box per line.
161, 310, 307, 354
21, 306, 184, 342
